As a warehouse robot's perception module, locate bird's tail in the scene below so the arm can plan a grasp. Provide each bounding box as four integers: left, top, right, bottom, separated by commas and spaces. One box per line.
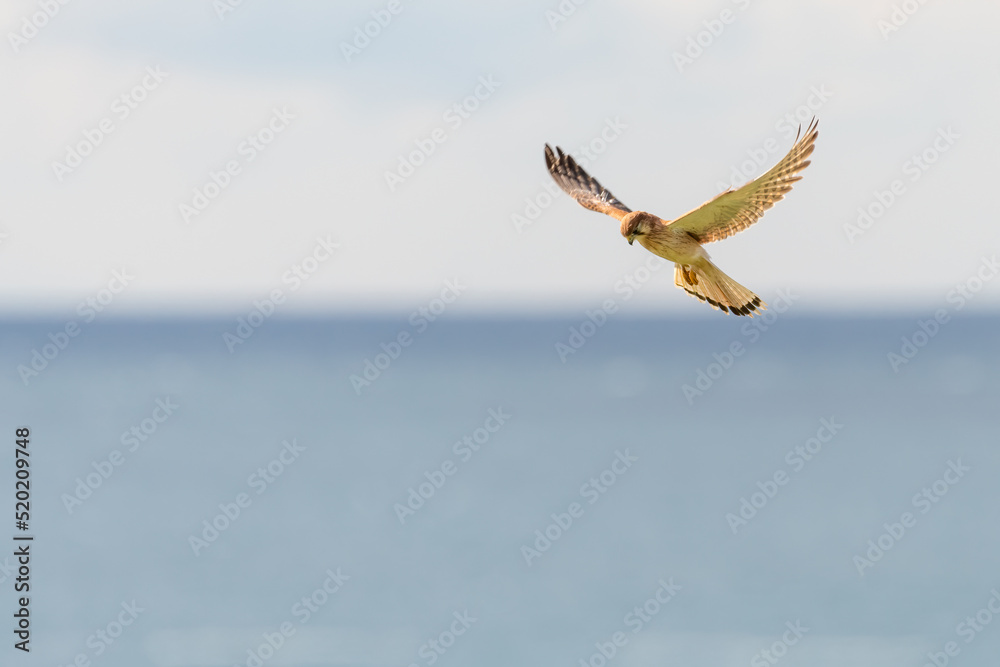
674, 260, 766, 317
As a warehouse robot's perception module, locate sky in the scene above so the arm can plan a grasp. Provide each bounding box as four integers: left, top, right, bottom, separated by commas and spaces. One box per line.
1, 0, 998, 317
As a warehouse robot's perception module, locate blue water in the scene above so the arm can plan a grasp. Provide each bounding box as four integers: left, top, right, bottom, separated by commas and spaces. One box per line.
1, 315, 998, 667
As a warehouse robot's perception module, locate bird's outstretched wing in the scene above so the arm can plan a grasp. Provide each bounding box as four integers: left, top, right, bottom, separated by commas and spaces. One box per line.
545, 144, 632, 221
668, 118, 818, 243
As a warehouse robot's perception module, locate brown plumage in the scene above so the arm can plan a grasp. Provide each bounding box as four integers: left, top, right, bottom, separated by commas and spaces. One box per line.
544, 118, 818, 316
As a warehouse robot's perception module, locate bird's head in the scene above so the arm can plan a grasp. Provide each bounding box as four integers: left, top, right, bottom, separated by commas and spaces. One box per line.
621, 211, 654, 246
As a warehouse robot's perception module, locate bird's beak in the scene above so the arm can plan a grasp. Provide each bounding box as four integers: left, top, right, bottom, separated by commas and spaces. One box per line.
628, 235, 634, 245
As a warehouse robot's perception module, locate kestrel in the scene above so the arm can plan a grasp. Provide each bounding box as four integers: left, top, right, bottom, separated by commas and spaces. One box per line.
545, 118, 818, 316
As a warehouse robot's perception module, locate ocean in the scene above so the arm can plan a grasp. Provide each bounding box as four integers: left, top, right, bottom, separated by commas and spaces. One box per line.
1, 315, 998, 667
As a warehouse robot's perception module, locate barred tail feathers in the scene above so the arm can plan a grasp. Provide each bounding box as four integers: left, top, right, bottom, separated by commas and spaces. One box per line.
674, 260, 765, 317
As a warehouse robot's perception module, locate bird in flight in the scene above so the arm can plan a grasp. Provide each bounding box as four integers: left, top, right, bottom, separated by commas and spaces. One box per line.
544, 118, 818, 316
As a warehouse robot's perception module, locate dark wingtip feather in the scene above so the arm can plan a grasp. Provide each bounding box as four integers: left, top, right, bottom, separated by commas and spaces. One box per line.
544, 144, 558, 171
